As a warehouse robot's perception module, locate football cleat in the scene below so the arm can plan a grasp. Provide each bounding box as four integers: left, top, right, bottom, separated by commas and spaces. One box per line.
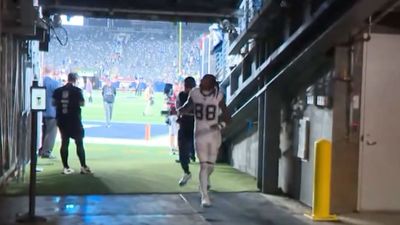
178, 173, 192, 186
201, 195, 212, 208
62, 168, 74, 175
80, 166, 92, 174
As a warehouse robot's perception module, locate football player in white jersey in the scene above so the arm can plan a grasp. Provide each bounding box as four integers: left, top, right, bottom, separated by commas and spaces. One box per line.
178, 74, 231, 207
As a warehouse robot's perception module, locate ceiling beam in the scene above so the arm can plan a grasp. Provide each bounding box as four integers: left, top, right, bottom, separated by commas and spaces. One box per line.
39, 0, 240, 22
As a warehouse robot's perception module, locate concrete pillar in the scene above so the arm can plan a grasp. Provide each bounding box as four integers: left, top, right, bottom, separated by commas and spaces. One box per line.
257, 91, 265, 189
304, 0, 312, 22
283, 8, 291, 41
261, 86, 281, 194
256, 39, 266, 68
330, 46, 361, 213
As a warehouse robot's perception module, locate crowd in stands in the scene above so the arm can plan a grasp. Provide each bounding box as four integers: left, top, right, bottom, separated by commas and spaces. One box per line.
44, 20, 208, 90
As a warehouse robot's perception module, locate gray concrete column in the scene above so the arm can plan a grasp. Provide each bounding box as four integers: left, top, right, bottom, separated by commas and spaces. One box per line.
330, 46, 361, 213
261, 86, 281, 194
256, 39, 266, 68
257, 92, 265, 189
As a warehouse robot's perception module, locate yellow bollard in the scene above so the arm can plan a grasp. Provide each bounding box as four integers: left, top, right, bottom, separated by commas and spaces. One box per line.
305, 139, 338, 221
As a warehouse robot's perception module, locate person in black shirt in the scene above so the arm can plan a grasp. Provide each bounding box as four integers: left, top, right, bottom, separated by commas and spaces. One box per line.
53, 73, 91, 175
176, 76, 196, 186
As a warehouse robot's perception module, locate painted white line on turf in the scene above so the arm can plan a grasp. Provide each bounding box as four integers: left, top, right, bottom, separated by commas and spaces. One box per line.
82, 120, 166, 125
83, 136, 170, 146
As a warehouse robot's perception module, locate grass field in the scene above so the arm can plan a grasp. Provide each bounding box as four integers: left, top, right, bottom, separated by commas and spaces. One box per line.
0, 89, 259, 195
82, 90, 166, 123
2, 144, 258, 195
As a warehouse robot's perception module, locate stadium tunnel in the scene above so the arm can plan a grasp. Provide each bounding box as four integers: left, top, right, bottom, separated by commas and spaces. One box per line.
2, 0, 400, 224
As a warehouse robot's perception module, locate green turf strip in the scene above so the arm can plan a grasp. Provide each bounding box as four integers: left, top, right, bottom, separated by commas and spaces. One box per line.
1, 144, 258, 195
82, 91, 166, 123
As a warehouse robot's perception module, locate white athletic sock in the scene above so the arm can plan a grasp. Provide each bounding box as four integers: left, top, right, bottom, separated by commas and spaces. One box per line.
207, 163, 214, 187
199, 163, 209, 197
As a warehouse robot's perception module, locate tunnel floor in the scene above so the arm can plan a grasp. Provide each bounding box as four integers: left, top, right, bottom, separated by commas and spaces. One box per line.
0, 192, 342, 225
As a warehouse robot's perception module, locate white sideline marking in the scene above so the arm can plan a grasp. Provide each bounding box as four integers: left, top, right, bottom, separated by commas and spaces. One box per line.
53, 134, 170, 147
84, 136, 170, 146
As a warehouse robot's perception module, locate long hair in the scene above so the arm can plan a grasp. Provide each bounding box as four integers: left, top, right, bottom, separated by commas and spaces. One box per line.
202, 74, 219, 98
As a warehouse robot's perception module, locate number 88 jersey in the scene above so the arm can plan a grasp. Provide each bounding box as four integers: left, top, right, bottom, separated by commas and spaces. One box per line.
189, 87, 223, 133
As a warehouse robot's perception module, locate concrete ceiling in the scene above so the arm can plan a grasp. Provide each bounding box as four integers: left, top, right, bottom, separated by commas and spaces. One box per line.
39, 0, 241, 23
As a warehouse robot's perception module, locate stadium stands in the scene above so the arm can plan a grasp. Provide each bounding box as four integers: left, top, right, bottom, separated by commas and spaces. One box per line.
44, 19, 208, 86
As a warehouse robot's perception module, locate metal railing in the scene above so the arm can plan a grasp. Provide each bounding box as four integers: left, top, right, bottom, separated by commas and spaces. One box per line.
0, 35, 31, 186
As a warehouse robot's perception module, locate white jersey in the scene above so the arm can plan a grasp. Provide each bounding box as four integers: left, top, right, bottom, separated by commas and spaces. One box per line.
189, 87, 223, 134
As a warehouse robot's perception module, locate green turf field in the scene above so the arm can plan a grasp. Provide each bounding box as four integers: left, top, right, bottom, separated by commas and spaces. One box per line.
2, 144, 258, 195
82, 90, 165, 123
0, 89, 259, 195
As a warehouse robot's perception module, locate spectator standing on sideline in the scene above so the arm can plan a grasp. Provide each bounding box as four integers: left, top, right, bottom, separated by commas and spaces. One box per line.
136, 78, 143, 96
143, 82, 154, 116
176, 77, 196, 186
86, 78, 93, 103
167, 86, 179, 155
102, 79, 117, 127
53, 72, 91, 175
39, 68, 60, 158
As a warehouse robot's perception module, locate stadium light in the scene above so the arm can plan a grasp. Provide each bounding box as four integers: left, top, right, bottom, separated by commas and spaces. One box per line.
60, 15, 84, 26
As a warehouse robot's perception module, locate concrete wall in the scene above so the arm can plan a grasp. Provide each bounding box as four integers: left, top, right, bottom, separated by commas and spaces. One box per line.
230, 128, 259, 177
279, 46, 362, 211
281, 70, 334, 206
298, 104, 333, 206
274, 45, 364, 212
225, 47, 361, 212
227, 71, 335, 203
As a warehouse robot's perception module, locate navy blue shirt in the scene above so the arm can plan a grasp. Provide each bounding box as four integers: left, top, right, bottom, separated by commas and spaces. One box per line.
102, 85, 116, 103
53, 83, 84, 123
177, 91, 194, 134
